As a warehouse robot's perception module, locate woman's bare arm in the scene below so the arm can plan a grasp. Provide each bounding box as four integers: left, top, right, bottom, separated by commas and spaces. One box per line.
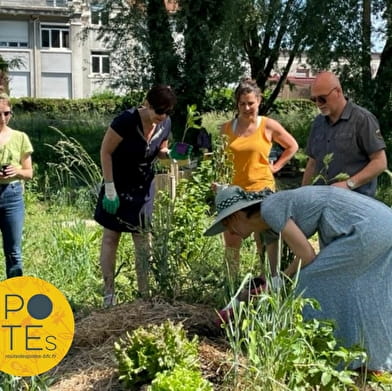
100, 127, 123, 182
281, 219, 316, 277
266, 118, 298, 174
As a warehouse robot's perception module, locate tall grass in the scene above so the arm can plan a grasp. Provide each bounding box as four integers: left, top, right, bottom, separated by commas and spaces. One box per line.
45, 126, 102, 211
0, 372, 54, 391
201, 110, 232, 141
221, 274, 367, 391
376, 169, 392, 206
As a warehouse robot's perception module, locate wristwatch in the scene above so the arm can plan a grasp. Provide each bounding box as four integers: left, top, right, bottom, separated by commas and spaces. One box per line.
346, 178, 357, 190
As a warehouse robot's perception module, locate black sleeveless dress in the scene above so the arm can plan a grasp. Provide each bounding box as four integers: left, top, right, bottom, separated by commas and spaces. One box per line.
94, 108, 171, 232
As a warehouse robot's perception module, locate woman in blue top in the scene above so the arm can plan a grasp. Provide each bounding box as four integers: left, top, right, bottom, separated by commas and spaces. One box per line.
205, 185, 392, 372
94, 85, 176, 306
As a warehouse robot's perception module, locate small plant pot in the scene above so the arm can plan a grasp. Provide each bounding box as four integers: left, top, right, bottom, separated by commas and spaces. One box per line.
175, 142, 191, 155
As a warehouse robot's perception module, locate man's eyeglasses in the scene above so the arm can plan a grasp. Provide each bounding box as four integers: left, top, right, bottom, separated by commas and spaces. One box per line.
153, 107, 174, 116
0, 111, 12, 117
310, 87, 337, 104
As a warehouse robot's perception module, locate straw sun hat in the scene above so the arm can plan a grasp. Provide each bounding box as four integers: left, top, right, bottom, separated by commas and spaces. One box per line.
204, 185, 273, 236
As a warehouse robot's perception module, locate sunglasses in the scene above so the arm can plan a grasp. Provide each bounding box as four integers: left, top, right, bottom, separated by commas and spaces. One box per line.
153, 107, 174, 116
310, 87, 337, 104
0, 111, 12, 117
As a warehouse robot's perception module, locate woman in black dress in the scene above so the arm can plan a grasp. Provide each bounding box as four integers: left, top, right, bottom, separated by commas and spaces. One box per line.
94, 85, 176, 306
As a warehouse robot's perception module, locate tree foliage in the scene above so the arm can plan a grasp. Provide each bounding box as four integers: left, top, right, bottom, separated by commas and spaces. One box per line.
146, 0, 181, 87
87, 0, 238, 136
85, 0, 392, 141
204, 0, 392, 140
219, 0, 315, 113
303, 0, 392, 140
0, 55, 24, 93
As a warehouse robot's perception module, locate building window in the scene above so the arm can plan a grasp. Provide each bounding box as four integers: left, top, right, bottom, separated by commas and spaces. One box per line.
41, 25, 70, 49
0, 21, 29, 48
91, 4, 109, 25
91, 52, 110, 74
0, 41, 28, 48
46, 0, 68, 6
295, 68, 309, 78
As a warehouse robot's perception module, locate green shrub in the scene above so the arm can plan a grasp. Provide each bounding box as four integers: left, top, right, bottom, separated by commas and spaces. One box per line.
114, 320, 199, 390
150, 159, 225, 303
149, 365, 213, 391
10, 94, 144, 116
202, 88, 234, 112
272, 98, 316, 114
270, 103, 317, 149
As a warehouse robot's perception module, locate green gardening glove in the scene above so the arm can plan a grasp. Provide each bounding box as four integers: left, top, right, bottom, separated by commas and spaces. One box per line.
102, 182, 120, 214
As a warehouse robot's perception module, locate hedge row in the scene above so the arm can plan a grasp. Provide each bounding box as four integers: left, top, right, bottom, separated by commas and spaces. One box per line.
10, 90, 315, 117
10, 92, 145, 116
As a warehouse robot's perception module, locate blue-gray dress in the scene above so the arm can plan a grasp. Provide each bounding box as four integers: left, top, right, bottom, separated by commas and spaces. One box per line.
261, 186, 392, 371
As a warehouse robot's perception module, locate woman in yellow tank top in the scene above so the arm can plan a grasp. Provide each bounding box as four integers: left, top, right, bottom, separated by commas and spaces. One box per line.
219, 77, 298, 280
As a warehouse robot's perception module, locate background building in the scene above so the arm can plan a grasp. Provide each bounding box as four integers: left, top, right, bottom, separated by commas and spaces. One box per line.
0, 1, 381, 100
269, 52, 381, 99
0, 0, 110, 98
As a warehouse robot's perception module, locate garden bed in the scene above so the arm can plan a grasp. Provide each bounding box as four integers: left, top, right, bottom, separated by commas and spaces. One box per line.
47, 298, 389, 391
48, 299, 229, 391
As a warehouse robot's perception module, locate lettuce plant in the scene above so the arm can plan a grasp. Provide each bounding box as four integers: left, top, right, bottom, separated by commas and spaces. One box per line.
149, 365, 213, 391
114, 320, 199, 389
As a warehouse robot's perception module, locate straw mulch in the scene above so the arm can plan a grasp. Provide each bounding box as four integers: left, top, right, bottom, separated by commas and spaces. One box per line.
48, 298, 231, 391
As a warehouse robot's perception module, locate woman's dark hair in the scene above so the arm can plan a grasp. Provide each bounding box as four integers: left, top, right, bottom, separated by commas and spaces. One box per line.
234, 77, 262, 107
146, 85, 177, 111
242, 202, 262, 218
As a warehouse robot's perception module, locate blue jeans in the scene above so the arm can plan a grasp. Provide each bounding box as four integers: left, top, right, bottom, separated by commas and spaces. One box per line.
0, 182, 24, 278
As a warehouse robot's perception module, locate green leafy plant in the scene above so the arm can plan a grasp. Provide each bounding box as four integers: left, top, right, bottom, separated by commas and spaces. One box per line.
182, 104, 202, 142
170, 104, 202, 160
150, 160, 223, 302
148, 365, 213, 391
114, 320, 199, 390
312, 153, 350, 185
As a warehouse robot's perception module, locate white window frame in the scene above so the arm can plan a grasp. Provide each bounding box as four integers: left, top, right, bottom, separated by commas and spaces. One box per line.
46, 0, 68, 7
41, 24, 70, 49
91, 51, 110, 75
90, 4, 109, 26
0, 41, 28, 48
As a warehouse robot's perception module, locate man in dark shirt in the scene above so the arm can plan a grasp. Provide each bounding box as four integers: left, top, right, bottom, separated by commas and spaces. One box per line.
302, 71, 387, 197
